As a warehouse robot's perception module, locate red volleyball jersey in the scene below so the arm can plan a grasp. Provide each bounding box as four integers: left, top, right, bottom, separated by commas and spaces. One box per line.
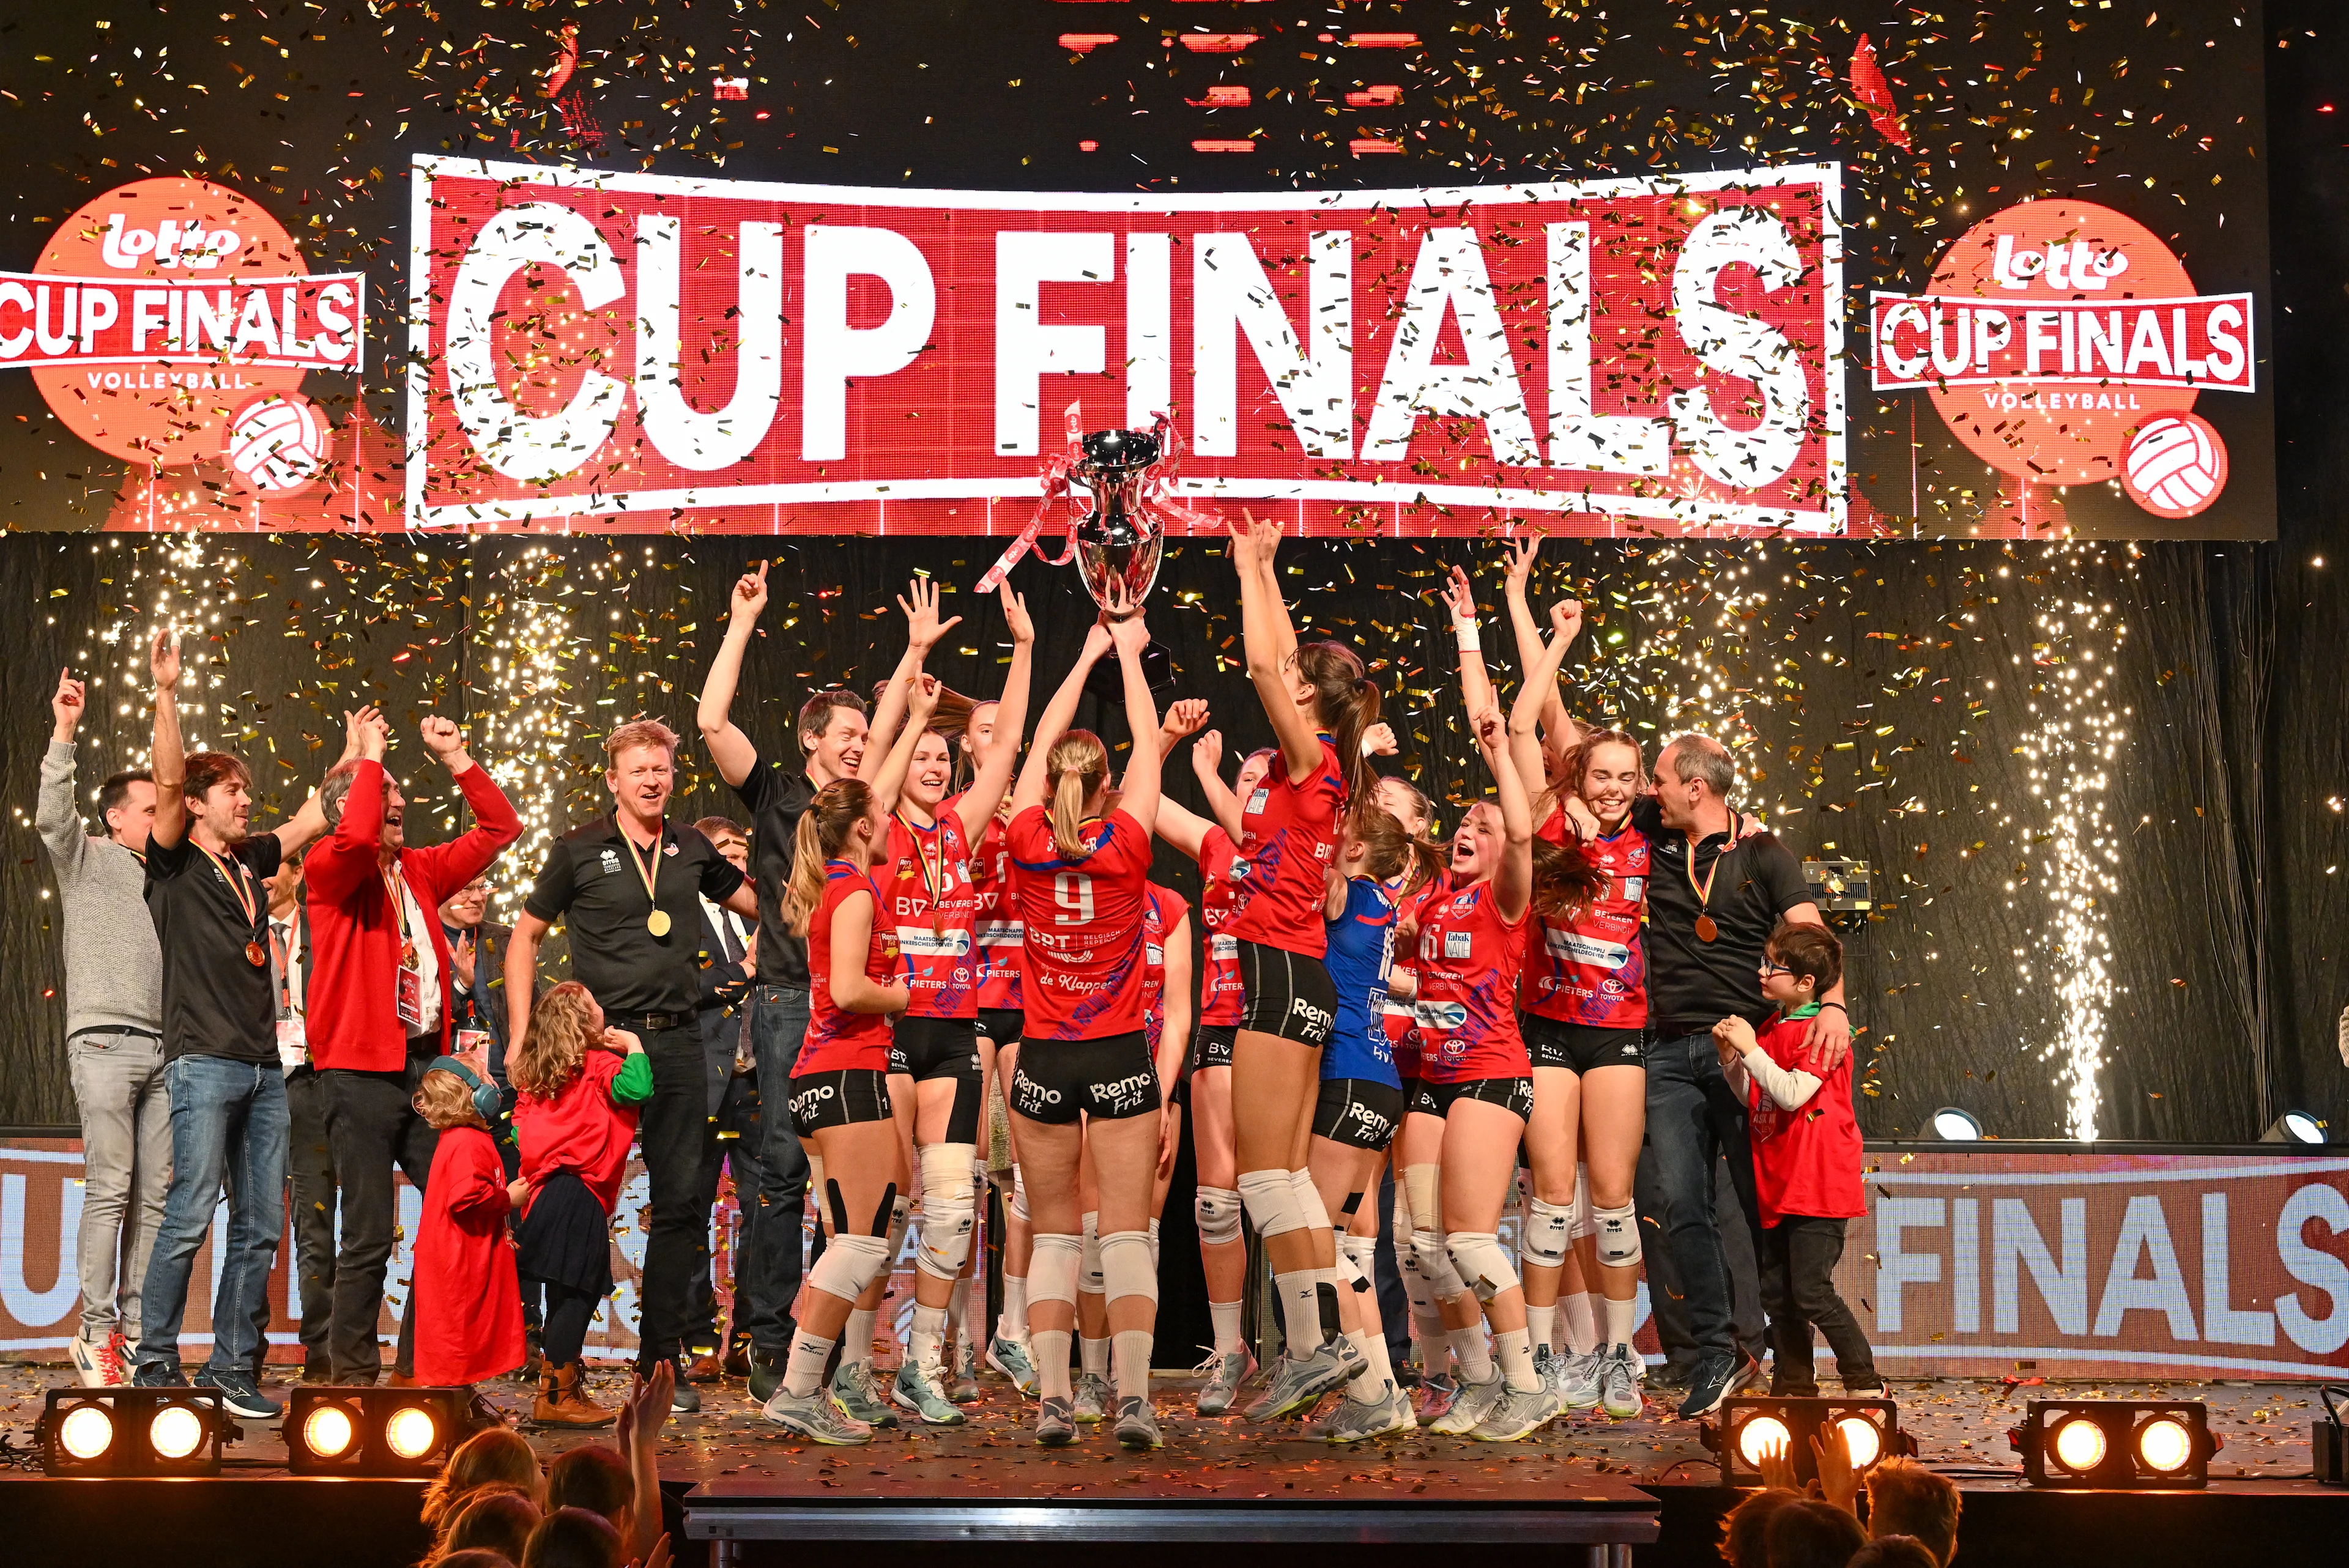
1008, 806, 1153, 1041
1521, 818, 1649, 1029
883, 803, 981, 1019
1411, 876, 1532, 1084
1382, 870, 1449, 1079
1226, 736, 1346, 958
800, 862, 900, 1074
1745, 1008, 1865, 1226
969, 812, 1024, 1011
1195, 827, 1247, 1028
1141, 882, 1189, 1061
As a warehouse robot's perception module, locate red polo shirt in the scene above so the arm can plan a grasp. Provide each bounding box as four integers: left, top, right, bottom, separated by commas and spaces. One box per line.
303, 760, 522, 1072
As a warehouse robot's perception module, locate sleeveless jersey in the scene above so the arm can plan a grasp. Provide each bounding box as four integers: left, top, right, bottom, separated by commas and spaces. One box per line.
969, 813, 1023, 1011
1382, 870, 1449, 1079
1226, 736, 1346, 958
1521, 816, 1649, 1029
1323, 877, 1400, 1089
1008, 805, 1153, 1041
1195, 827, 1247, 1027
799, 862, 899, 1076
883, 801, 980, 1019
1141, 882, 1190, 1063
1412, 877, 1532, 1084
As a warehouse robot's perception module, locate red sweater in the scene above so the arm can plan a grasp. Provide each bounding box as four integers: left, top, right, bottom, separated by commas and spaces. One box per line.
410, 1123, 525, 1386
516, 1049, 647, 1218
303, 760, 521, 1071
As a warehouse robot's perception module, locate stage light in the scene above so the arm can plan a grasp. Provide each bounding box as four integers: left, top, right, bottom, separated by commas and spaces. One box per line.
39, 1388, 230, 1476
1704, 1397, 1912, 1486
2261, 1111, 2327, 1144
286, 1386, 472, 1477
2012, 1400, 2220, 1489
1930, 1106, 1983, 1141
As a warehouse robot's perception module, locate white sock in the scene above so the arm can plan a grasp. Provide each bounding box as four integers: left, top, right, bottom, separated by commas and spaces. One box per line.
1345, 1329, 1384, 1392
1449, 1325, 1494, 1384
1526, 1300, 1559, 1355
1033, 1329, 1072, 1400
1562, 1292, 1600, 1356
1112, 1329, 1154, 1401
1604, 1293, 1638, 1352
842, 1306, 877, 1369
1081, 1334, 1110, 1380
1496, 1325, 1538, 1393
783, 1327, 836, 1398
1000, 1276, 1030, 1342
952, 1271, 984, 1350
1274, 1267, 1323, 1354
1209, 1300, 1246, 1355
910, 1303, 948, 1372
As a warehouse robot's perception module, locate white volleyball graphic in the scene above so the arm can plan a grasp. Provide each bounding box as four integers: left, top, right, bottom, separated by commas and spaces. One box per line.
2121, 413, 2227, 519
225, 393, 327, 492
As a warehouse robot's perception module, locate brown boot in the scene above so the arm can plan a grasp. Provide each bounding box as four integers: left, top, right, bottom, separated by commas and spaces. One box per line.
532, 1361, 615, 1429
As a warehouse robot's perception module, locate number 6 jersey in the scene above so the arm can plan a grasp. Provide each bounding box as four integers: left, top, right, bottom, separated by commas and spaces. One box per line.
1008, 804, 1153, 1041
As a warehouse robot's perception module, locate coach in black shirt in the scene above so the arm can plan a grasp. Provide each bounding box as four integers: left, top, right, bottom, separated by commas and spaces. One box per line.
504, 718, 759, 1409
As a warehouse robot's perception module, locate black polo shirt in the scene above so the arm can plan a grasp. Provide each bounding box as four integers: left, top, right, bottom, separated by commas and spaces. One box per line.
524, 813, 746, 1017
729, 747, 814, 989
145, 830, 283, 1065
1632, 796, 1813, 1036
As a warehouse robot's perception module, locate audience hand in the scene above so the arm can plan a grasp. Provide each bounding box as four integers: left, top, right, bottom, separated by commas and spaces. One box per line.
1756, 1436, 1799, 1494
1811, 1424, 1860, 1517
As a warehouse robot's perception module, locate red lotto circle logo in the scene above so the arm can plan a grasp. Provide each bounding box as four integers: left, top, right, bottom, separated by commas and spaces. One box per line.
225, 391, 327, 492
2122, 413, 2227, 519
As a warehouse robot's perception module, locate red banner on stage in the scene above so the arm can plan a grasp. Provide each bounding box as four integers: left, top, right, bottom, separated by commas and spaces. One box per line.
404, 156, 1846, 538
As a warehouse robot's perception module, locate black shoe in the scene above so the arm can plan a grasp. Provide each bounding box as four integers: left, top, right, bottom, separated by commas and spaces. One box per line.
1648, 1359, 1698, 1394
645, 1358, 702, 1413
748, 1351, 785, 1405
1678, 1352, 1759, 1420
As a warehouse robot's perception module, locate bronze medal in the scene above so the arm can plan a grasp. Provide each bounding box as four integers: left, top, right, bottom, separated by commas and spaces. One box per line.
245, 941, 267, 967
1695, 913, 1720, 944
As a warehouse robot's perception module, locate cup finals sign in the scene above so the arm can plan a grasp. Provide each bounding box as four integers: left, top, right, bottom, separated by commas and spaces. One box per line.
405, 157, 1846, 536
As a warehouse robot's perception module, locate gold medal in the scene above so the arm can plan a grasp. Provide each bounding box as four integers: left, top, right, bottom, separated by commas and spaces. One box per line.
622, 821, 670, 938
647, 909, 672, 937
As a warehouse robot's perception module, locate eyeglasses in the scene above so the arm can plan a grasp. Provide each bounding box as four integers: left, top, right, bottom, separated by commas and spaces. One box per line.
1757, 960, 1791, 977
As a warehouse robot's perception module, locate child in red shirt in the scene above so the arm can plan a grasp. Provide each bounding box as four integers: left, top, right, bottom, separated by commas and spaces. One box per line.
510, 981, 655, 1427
409, 1059, 529, 1393
1712, 921, 1880, 1397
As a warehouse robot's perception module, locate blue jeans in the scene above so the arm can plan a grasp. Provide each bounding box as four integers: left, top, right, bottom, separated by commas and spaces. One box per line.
136, 1056, 289, 1378
742, 983, 812, 1356
1642, 1029, 1765, 1364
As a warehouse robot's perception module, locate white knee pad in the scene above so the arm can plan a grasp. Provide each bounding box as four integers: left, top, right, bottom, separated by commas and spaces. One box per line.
1521, 1196, 1574, 1270
1099, 1229, 1159, 1307
916, 1143, 978, 1282
1237, 1167, 1304, 1240
1009, 1165, 1030, 1224
1289, 1167, 1334, 1233
807, 1229, 892, 1304
1080, 1211, 1104, 1296
1029, 1232, 1083, 1312
1412, 1229, 1468, 1299
1401, 1164, 1442, 1238
1445, 1230, 1518, 1304
1194, 1185, 1244, 1248
1338, 1232, 1376, 1292
1593, 1201, 1642, 1270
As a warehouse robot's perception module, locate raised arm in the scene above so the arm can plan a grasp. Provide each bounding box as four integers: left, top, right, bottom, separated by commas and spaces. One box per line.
697, 562, 769, 788
148, 630, 188, 851
953, 584, 1036, 840
273, 706, 375, 856
860, 577, 963, 783
869, 673, 940, 818
39, 669, 89, 870
1439, 564, 1495, 719
1107, 610, 1162, 836
1502, 536, 1581, 756
1232, 512, 1322, 782
1473, 702, 1534, 924
1010, 621, 1113, 818
1508, 599, 1581, 812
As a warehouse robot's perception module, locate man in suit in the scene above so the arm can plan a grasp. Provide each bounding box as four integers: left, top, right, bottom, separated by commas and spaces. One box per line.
685, 816, 766, 1381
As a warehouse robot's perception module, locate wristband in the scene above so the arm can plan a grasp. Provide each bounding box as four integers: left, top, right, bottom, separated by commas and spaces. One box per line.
1817, 1002, 1847, 1015
1451, 622, 1481, 652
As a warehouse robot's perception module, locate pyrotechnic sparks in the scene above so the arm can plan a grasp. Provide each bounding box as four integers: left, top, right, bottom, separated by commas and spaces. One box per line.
470, 544, 588, 926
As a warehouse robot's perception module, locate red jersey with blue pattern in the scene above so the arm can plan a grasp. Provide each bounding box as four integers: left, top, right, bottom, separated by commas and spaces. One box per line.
1521, 810, 1649, 1029
1412, 876, 1532, 1084
1226, 736, 1346, 958
1141, 882, 1190, 1062
969, 813, 1023, 1012
1195, 827, 1247, 1027
883, 801, 981, 1020
798, 862, 900, 1076
1008, 805, 1152, 1041
1382, 870, 1449, 1079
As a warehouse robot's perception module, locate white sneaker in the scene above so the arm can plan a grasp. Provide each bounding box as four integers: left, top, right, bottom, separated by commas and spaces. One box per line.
1428, 1370, 1505, 1436
1597, 1344, 1644, 1420
69, 1333, 122, 1388
1556, 1347, 1606, 1410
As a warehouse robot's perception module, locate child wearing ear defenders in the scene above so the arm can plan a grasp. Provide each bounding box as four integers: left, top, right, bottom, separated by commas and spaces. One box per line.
410, 1054, 530, 1397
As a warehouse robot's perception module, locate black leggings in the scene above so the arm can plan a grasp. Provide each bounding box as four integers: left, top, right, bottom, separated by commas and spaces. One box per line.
540, 1284, 601, 1368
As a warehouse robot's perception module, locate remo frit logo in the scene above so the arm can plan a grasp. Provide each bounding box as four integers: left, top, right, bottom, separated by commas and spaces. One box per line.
1869, 199, 2252, 520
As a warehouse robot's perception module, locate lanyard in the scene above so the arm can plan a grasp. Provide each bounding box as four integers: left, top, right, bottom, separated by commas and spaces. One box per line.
382, 860, 418, 970
194, 840, 265, 964
269, 922, 294, 1017
897, 810, 948, 936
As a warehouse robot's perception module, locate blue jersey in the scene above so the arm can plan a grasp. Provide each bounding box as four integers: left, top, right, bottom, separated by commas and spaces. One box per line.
1322, 876, 1399, 1089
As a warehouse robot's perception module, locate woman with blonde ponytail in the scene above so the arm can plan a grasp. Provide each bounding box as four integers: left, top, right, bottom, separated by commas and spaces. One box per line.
1002, 598, 1167, 1451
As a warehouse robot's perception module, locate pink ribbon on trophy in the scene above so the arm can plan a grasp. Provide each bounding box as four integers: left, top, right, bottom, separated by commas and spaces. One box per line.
975, 402, 1217, 596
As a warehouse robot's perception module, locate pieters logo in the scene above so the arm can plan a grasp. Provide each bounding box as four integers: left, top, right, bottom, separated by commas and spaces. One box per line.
1869, 199, 2252, 520
0, 177, 365, 485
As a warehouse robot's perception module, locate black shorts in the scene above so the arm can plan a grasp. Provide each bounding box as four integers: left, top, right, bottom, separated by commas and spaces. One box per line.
1409, 1074, 1535, 1123
1521, 1015, 1647, 1075
790, 1068, 894, 1137
1312, 1077, 1406, 1152
1189, 1023, 1238, 1074
976, 1008, 1024, 1048
1236, 941, 1338, 1048
888, 1016, 984, 1144
1009, 1030, 1161, 1125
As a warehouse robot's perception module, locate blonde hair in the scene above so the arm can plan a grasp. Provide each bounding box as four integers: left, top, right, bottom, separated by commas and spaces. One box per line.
603, 718, 680, 764
420, 1427, 542, 1532
511, 982, 598, 1100
782, 778, 877, 935
1046, 730, 1110, 859
412, 1068, 488, 1132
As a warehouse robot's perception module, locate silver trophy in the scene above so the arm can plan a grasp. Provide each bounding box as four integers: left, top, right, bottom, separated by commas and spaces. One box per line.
1068, 427, 1165, 621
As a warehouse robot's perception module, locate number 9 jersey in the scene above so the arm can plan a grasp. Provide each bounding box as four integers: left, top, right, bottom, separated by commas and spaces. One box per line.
1007, 804, 1154, 1041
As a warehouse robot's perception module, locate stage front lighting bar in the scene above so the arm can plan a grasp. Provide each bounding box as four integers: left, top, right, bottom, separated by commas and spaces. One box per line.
2011, 1399, 2220, 1489
39, 1388, 232, 1477
286, 1386, 473, 1477
1704, 1396, 1912, 1487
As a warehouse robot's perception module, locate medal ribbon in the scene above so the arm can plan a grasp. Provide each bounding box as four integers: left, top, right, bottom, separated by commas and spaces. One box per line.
195, 840, 262, 945
623, 823, 664, 916
382, 860, 418, 971
899, 811, 948, 937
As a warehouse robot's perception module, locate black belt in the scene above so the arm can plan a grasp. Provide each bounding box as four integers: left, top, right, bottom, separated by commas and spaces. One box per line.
610, 1010, 689, 1033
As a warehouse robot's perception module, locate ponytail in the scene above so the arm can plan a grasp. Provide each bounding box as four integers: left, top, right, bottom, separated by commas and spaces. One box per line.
1296, 640, 1381, 814
781, 778, 877, 935
1045, 731, 1110, 859
1532, 836, 1611, 922
1348, 807, 1418, 886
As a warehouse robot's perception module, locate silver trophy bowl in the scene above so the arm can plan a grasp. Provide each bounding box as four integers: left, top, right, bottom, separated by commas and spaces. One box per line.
1070, 427, 1165, 620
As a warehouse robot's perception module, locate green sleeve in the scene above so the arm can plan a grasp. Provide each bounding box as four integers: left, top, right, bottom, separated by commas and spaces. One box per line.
609, 1052, 655, 1105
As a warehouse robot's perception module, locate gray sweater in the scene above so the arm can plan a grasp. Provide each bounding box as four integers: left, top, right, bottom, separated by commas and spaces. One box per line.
37, 739, 163, 1040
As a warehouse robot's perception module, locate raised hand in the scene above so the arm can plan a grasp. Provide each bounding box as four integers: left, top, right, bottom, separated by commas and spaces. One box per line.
450, 930, 477, 988
150, 627, 182, 692
1503, 534, 1540, 596
729, 560, 771, 626
1439, 564, 1477, 625
1223, 516, 1258, 573
907, 671, 942, 724
1192, 728, 1225, 777
1471, 703, 1507, 755
1549, 598, 1585, 646
1107, 611, 1151, 660
51, 668, 86, 739
419, 715, 465, 758
1082, 619, 1115, 664
1162, 698, 1209, 741
1362, 720, 1399, 758
998, 582, 1036, 645
1756, 1432, 1799, 1494
1246, 511, 1284, 562
899, 576, 964, 653
1811, 1422, 1861, 1516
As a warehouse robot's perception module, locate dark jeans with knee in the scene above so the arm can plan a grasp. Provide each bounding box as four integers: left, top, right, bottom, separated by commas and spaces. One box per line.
687, 1071, 767, 1355
636, 1021, 718, 1370
321, 1050, 439, 1382
284, 1066, 339, 1375
1642, 1029, 1766, 1366
740, 984, 814, 1359
1759, 1216, 1878, 1391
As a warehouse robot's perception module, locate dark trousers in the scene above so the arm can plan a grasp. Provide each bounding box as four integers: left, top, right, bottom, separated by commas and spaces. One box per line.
320, 1052, 438, 1382
1373, 1163, 1412, 1377
1759, 1216, 1877, 1390
283, 1067, 339, 1374
686, 1073, 766, 1353
1638, 1148, 1768, 1371
741, 983, 814, 1357
1642, 1030, 1767, 1365
635, 1021, 716, 1369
